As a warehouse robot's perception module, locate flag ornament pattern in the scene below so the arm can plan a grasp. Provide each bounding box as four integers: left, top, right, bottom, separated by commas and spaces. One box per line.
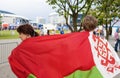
89, 32, 120, 78
8, 31, 120, 78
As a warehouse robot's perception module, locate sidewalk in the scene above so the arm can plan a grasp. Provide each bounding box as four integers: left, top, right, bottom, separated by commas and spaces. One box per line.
108, 35, 115, 47
109, 36, 120, 78
0, 63, 16, 78
0, 39, 20, 78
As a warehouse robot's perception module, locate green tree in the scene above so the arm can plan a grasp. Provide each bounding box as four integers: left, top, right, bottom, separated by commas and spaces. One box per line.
0, 14, 2, 30
46, 0, 94, 32
89, 0, 120, 39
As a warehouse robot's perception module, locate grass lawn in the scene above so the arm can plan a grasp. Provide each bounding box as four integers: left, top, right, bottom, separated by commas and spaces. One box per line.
0, 30, 70, 40
0, 30, 40, 40
0, 30, 19, 40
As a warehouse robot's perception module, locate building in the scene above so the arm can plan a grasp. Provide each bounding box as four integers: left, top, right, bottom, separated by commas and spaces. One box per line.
36, 17, 45, 24
0, 10, 29, 29
48, 12, 83, 26
48, 12, 66, 25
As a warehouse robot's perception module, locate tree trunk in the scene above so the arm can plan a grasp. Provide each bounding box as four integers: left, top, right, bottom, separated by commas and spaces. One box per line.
65, 16, 74, 32
72, 14, 78, 32
106, 29, 109, 40
105, 19, 109, 40
109, 26, 112, 35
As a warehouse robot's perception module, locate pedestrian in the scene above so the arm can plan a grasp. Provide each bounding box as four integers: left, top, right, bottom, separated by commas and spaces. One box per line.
39, 27, 44, 36
43, 27, 48, 35
17, 24, 39, 41
114, 27, 120, 52
60, 27, 64, 34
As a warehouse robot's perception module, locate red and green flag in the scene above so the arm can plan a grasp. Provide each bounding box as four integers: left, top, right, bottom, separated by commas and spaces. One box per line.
8, 31, 120, 78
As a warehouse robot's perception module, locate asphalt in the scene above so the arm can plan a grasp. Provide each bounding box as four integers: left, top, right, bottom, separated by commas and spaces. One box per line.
0, 36, 120, 78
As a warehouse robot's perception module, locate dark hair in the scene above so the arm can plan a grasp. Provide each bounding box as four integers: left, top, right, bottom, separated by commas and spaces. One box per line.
82, 15, 98, 31
17, 24, 39, 37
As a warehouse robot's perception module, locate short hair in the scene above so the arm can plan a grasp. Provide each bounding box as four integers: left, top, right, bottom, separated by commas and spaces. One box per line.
82, 15, 98, 31
17, 24, 39, 37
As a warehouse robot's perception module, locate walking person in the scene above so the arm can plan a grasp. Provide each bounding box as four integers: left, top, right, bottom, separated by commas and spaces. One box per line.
60, 27, 64, 34
114, 27, 120, 52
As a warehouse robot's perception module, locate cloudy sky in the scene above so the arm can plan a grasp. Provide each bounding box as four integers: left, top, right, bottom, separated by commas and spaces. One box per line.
0, 0, 55, 21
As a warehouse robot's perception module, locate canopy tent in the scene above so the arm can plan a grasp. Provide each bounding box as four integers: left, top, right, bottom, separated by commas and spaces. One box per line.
2, 23, 9, 28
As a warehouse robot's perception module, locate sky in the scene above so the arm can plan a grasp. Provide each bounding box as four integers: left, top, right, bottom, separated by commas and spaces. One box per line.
0, 0, 55, 22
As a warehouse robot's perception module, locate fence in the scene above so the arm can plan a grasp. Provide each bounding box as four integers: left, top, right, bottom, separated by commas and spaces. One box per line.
0, 42, 18, 64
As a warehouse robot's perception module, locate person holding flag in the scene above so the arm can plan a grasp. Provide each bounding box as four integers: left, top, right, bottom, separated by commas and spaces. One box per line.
16, 24, 39, 41
8, 15, 120, 78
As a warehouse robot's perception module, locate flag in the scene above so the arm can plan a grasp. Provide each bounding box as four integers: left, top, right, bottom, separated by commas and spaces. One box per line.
8, 31, 120, 78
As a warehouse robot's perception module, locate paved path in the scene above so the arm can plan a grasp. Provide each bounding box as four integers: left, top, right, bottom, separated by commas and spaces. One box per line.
0, 36, 120, 78
0, 39, 20, 78
0, 63, 16, 78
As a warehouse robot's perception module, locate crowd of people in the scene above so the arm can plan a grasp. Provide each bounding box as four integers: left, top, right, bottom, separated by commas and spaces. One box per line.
93, 26, 104, 37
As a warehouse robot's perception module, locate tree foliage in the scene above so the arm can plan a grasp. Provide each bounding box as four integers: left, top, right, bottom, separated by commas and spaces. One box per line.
46, 0, 120, 40
46, 0, 94, 32
0, 14, 2, 30
90, 0, 120, 39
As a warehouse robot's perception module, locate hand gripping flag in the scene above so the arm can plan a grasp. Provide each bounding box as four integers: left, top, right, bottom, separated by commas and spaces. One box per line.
8, 31, 120, 78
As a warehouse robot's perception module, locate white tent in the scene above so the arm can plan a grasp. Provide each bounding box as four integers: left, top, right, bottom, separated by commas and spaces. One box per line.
43, 24, 56, 30
41, 24, 57, 35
